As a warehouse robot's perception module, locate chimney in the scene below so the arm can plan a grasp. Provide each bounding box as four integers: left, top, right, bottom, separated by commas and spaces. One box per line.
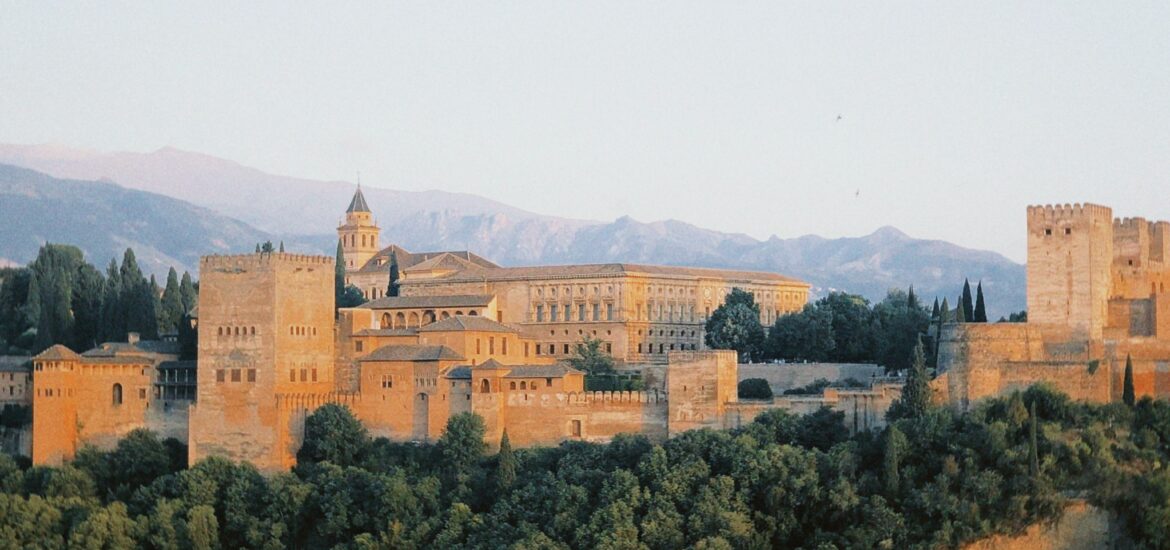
127, 332, 140, 345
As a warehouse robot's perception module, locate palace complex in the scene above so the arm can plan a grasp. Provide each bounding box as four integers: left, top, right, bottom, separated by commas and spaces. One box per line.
936, 203, 1170, 408
23, 188, 901, 472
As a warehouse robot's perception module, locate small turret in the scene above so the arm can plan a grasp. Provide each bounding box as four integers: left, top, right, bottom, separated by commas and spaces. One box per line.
337, 185, 380, 271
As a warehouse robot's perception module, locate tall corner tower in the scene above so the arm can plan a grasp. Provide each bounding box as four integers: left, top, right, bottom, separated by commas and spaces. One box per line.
1026, 203, 1114, 340
338, 186, 380, 272
189, 252, 336, 471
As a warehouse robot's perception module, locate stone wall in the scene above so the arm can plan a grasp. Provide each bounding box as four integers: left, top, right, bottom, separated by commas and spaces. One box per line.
736, 363, 885, 394
961, 500, 1126, 550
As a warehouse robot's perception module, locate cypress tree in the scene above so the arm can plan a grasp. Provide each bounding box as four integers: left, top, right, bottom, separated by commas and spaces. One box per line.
100, 258, 123, 342
1123, 354, 1136, 407
961, 279, 974, 322
120, 249, 156, 340
387, 251, 400, 297
279, 241, 285, 253
888, 335, 930, 420
1028, 401, 1040, 478
931, 298, 940, 321
255, 243, 261, 253
71, 264, 105, 351
23, 270, 41, 337
974, 281, 988, 323
497, 429, 517, 490
883, 424, 907, 497
939, 297, 950, 323
907, 285, 919, 310
179, 271, 197, 314
160, 268, 183, 333
954, 298, 966, 325
335, 240, 346, 313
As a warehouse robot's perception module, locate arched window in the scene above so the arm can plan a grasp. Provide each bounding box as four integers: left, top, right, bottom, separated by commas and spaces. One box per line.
570, 419, 582, 437
480, 379, 490, 393
509, 381, 516, 390
520, 381, 527, 390
396, 312, 406, 327
440, 311, 451, 320
408, 312, 420, 328
468, 311, 478, 316
381, 313, 391, 329
112, 383, 123, 405
423, 311, 436, 325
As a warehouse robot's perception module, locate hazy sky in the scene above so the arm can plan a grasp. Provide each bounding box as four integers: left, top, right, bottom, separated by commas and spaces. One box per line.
3, 3, 1168, 262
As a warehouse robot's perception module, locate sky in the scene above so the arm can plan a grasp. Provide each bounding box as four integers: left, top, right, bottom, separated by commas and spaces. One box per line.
2, 2, 1168, 263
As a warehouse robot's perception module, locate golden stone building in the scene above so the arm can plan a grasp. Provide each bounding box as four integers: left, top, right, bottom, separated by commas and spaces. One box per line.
338, 187, 811, 364
937, 203, 1170, 409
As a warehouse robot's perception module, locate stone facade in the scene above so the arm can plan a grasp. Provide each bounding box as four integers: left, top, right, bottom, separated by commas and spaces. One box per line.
937, 203, 1170, 409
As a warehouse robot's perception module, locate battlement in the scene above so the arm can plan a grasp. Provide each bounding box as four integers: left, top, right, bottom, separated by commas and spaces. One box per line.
1114, 217, 1151, 231
200, 253, 333, 269
276, 391, 361, 410
1027, 203, 1112, 222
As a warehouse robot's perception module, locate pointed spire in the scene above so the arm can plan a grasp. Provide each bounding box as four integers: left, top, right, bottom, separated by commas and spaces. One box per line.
347, 183, 371, 213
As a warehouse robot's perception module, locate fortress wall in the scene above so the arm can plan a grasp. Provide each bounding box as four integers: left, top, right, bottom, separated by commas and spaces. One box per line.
1026, 204, 1113, 339
737, 363, 885, 393
499, 390, 668, 446
144, 400, 190, 443
73, 364, 154, 451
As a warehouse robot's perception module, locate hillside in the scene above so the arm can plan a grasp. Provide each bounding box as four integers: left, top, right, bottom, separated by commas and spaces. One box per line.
0, 164, 272, 277
0, 145, 1026, 317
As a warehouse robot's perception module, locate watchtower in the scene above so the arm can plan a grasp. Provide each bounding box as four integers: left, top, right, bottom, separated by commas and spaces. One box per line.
30, 345, 81, 465
1026, 203, 1113, 340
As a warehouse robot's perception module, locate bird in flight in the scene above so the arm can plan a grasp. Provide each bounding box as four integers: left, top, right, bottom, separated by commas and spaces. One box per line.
836, 114, 843, 122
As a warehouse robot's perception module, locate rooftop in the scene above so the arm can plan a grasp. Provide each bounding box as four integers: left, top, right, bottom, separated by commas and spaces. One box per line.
34, 345, 82, 362
347, 186, 371, 213
0, 355, 31, 373
418, 316, 518, 334
354, 245, 498, 274
360, 294, 494, 310
359, 344, 465, 362
405, 262, 806, 285
354, 328, 419, 337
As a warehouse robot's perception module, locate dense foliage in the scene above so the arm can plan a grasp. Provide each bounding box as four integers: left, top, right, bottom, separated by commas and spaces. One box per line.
736, 378, 774, 400
7, 387, 1170, 548
0, 244, 195, 355
704, 288, 766, 362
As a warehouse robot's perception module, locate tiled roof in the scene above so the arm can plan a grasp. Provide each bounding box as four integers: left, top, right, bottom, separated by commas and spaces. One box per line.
157, 360, 197, 370
417, 316, 517, 334
501, 363, 582, 378
354, 245, 499, 274
360, 294, 494, 310
403, 253, 479, 274
347, 186, 371, 213
445, 366, 472, 379
359, 344, 464, 362
406, 262, 806, 284
0, 355, 31, 373
81, 340, 180, 358
354, 328, 419, 337
34, 345, 82, 361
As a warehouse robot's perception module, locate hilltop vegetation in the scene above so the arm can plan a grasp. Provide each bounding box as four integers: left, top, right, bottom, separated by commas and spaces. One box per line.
3, 385, 1169, 548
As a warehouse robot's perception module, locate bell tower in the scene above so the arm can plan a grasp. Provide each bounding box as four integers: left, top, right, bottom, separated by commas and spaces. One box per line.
337, 185, 380, 271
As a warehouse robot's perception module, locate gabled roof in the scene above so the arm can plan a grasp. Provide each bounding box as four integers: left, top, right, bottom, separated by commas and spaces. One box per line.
354, 328, 419, 337
354, 245, 499, 274
418, 316, 518, 334
408, 262, 806, 284
34, 345, 82, 361
359, 344, 464, 362
502, 364, 582, 378
82, 340, 180, 358
402, 253, 480, 274
347, 186, 371, 213
360, 295, 494, 310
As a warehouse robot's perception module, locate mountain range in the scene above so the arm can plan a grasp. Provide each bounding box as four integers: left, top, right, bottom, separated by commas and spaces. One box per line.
0, 144, 1026, 318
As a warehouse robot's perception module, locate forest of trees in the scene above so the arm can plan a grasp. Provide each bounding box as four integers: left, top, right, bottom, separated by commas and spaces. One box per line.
2, 385, 1170, 548
0, 244, 197, 357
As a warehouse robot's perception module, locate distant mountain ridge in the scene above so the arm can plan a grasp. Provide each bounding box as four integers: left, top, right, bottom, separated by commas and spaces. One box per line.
0, 144, 1026, 318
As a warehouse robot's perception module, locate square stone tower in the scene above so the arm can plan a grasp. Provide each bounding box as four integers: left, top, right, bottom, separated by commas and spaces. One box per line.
189, 252, 335, 471
1026, 204, 1114, 341
666, 350, 738, 436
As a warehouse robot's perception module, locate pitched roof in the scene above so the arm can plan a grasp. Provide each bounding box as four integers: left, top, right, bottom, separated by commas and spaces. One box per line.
360, 294, 494, 310
404, 262, 806, 285
347, 186, 371, 213
417, 316, 518, 334
502, 363, 582, 378
81, 340, 180, 358
0, 355, 31, 373
34, 345, 82, 361
446, 366, 472, 379
403, 253, 480, 274
359, 344, 464, 362
354, 245, 498, 274
354, 328, 419, 337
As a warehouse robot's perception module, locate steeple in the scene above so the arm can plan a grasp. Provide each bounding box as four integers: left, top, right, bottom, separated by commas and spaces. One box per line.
347, 185, 371, 213
338, 183, 380, 272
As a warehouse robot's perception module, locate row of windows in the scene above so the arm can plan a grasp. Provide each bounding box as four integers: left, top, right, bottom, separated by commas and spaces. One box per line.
342, 233, 377, 249
535, 285, 615, 298
638, 329, 699, 338
289, 325, 318, 337
637, 343, 699, 354
217, 326, 257, 337
380, 374, 393, 389
475, 337, 510, 355
507, 378, 554, 390
5, 385, 22, 397
535, 342, 613, 356
1042, 227, 1073, 236
535, 303, 616, 322
288, 368, 318, 383
215, 368, 257, 383
36, 387, 73, 398
378, 310, 480, 329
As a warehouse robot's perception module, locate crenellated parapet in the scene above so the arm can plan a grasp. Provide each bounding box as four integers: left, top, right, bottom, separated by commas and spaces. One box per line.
276, 391, 361, 410
200, 252, 333, 270
565, 389, 665, 405
1026, 203, 1113, 223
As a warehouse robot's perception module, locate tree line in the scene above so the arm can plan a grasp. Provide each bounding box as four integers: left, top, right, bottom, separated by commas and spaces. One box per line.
5, 381, 1170, 548
0, 244, 197, 356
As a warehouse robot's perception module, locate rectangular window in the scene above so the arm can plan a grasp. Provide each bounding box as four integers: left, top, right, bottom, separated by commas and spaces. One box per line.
503, 338, 508, 355
607, 303, 614, 321
647, 303, 653, 320
535, 344, 541, 356
476, 339, 481, 354
355, 341, 364, 352
564, 304, 571, 322
659, 344, 664, 354
216, 369, 225, 383
592, 303, 600, 321
489, 337, 495, 355
546, 377, 553, 387
637, 343, 642, 353
536, 305, 544, 322
300, 369, 307, 382
138, 388, 147, 399
247, 369, 256, 382
606, 343, 612, 354
563, 343, 569, 354
290, 370, 296, 382
231, 369, 241, 382
579, 304, 586, 321
551, 306, 558, 322
311, 369, 318, 382
524, 342, 529, 357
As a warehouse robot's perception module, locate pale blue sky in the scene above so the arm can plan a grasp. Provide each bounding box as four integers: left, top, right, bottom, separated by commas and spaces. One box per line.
2, 2, 1168, 262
